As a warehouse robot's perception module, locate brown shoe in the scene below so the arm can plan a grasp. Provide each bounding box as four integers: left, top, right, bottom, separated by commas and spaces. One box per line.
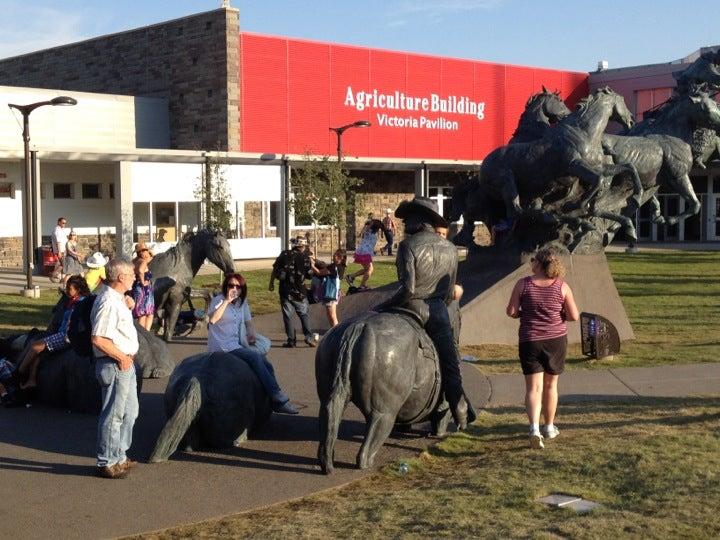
95, 464, 127, 479
119, 459, 138, 471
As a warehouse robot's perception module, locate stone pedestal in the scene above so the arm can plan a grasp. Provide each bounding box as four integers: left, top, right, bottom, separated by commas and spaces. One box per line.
301, 251, 633, 346
457, 251, 634, 345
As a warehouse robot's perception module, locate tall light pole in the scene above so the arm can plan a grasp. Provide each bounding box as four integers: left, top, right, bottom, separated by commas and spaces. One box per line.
329, 120, 370, 248
8, 96, 77, 296
329, 120, 371, 162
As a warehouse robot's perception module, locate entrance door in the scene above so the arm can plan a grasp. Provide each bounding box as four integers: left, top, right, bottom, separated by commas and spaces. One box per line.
428, 186, 454, 222
709, 194, 720, 241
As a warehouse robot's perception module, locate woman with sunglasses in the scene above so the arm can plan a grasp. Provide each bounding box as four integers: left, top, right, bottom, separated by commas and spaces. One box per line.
506, 248, 579, 449
207, 273, 298, 414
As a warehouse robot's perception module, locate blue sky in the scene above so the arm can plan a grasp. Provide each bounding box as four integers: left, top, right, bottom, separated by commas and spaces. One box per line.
0, 0, 716, 72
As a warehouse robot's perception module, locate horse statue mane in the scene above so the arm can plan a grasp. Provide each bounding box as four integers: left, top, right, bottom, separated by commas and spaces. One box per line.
510, 86, 570, 144
573, 86, 617, 111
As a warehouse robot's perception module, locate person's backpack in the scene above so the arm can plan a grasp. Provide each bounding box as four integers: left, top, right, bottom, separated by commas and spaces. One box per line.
323, 276, 338, 302
67, 295, 97, 357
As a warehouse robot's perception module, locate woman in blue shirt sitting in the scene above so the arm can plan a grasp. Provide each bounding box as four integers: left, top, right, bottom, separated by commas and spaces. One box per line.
207, 273, 298, 415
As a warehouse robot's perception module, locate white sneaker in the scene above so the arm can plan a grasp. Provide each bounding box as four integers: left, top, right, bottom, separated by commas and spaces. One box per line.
529, 429, 545, 449
541, 425, 560, 439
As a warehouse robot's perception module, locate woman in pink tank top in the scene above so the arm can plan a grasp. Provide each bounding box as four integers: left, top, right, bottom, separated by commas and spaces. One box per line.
506, 248, 579, 449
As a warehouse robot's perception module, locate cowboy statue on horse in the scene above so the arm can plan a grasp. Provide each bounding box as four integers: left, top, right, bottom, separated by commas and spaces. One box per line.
316, 197, 475, 473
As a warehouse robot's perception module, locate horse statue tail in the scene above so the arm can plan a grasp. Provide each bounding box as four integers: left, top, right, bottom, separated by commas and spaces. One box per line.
318, 320, 368, 474
149, 376, 202, 463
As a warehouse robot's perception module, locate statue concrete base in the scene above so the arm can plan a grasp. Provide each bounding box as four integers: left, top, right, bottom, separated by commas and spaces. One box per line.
304, 251, 633, 346
456, 251, 634, 345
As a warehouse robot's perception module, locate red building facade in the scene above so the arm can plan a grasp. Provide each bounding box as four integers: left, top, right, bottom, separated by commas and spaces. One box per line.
239, 33, 588, 161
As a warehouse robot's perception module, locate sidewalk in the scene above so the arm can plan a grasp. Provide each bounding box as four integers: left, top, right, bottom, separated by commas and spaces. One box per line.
606, 241, 720, 252
476, 362, 720, 407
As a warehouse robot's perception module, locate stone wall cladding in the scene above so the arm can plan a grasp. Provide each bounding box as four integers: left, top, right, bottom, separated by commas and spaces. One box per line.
353, 171, 415, 249
0, 234, 118, 270
0, 9, 240, 151
0, 237, 23, 268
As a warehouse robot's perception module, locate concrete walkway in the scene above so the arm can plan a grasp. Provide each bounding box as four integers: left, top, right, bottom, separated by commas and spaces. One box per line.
1, 313, 719, 538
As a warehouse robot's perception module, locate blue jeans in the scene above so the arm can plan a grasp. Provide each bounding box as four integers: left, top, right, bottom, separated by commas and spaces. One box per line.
280, 296, 312, 343
95, 358, 139, 468
384, 231, 395, 256
228, 348, 282, 399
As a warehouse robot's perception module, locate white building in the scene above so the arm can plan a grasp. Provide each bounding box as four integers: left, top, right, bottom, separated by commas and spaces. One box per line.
0, 85, 285, 268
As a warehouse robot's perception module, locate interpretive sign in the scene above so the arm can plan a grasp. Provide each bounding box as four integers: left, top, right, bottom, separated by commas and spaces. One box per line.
580, 312, 621, 360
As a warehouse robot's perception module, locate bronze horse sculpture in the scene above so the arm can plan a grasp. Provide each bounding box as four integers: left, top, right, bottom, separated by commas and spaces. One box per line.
478, 87, 642, 231
451, 88, 571, 246
150, 229, 235, 341
316, 311, 452, 474
602, 88, 720, 228
149, 352, 272, 462
508, 86, 572, 143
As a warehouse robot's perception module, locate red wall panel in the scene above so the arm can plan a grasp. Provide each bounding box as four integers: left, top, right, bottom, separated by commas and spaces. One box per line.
239, 33, 589, 160
240, 35, 289, 153
503, 66, 536, 141
287, 40, 331, 155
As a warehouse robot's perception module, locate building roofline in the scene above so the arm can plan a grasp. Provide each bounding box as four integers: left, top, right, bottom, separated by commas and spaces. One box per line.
593, 44, 720, 76
240, 31, 589, 76
0, 147, 480, 170
0, 7, 237, 63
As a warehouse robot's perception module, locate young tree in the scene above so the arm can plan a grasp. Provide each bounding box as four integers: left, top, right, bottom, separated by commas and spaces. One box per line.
290, 154, 364, 253
195, 153, 233, 236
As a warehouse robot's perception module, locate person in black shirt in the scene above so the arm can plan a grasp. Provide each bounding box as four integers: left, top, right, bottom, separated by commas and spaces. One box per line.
269, 236, 316, 348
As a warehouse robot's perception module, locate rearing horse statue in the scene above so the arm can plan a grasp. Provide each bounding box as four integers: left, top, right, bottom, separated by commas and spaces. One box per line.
509, 86, 571, 144
450, 88, 570, 246
602, 88, 720, 228
150, 229, 235, 341
477, 86, 644, 242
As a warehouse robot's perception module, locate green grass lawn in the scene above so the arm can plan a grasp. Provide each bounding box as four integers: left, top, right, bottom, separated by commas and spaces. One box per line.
135, 397, 720, 539
2, 252, 719, 373
461, 250, 720, 372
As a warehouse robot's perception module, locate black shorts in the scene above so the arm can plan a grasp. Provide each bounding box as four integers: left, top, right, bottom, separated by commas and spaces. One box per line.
519, 335, 567, 375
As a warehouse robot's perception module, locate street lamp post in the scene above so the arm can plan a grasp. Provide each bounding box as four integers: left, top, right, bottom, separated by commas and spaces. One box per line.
8, 96, 77, 296
329, 120, 370, 248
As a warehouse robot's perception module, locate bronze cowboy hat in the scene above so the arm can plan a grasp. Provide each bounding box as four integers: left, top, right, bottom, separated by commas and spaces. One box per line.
394, 196, 448, 228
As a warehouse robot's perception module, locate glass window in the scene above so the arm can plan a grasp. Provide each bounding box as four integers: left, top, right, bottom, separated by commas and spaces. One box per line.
81, 183, 101, 199
109, 183, 115, 199
53, 183, 72, 199
0, 182, 13, 198
269, 201, 279, 228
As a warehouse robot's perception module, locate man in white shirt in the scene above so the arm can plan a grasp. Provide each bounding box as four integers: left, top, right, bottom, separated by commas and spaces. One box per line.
91, 257, 140, 479
51, 217, 68, 280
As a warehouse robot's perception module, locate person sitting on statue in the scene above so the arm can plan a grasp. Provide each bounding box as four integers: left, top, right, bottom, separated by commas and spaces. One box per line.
16, 275, 91, 391
375, 197, 476, 430
209, 273, 298, 415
